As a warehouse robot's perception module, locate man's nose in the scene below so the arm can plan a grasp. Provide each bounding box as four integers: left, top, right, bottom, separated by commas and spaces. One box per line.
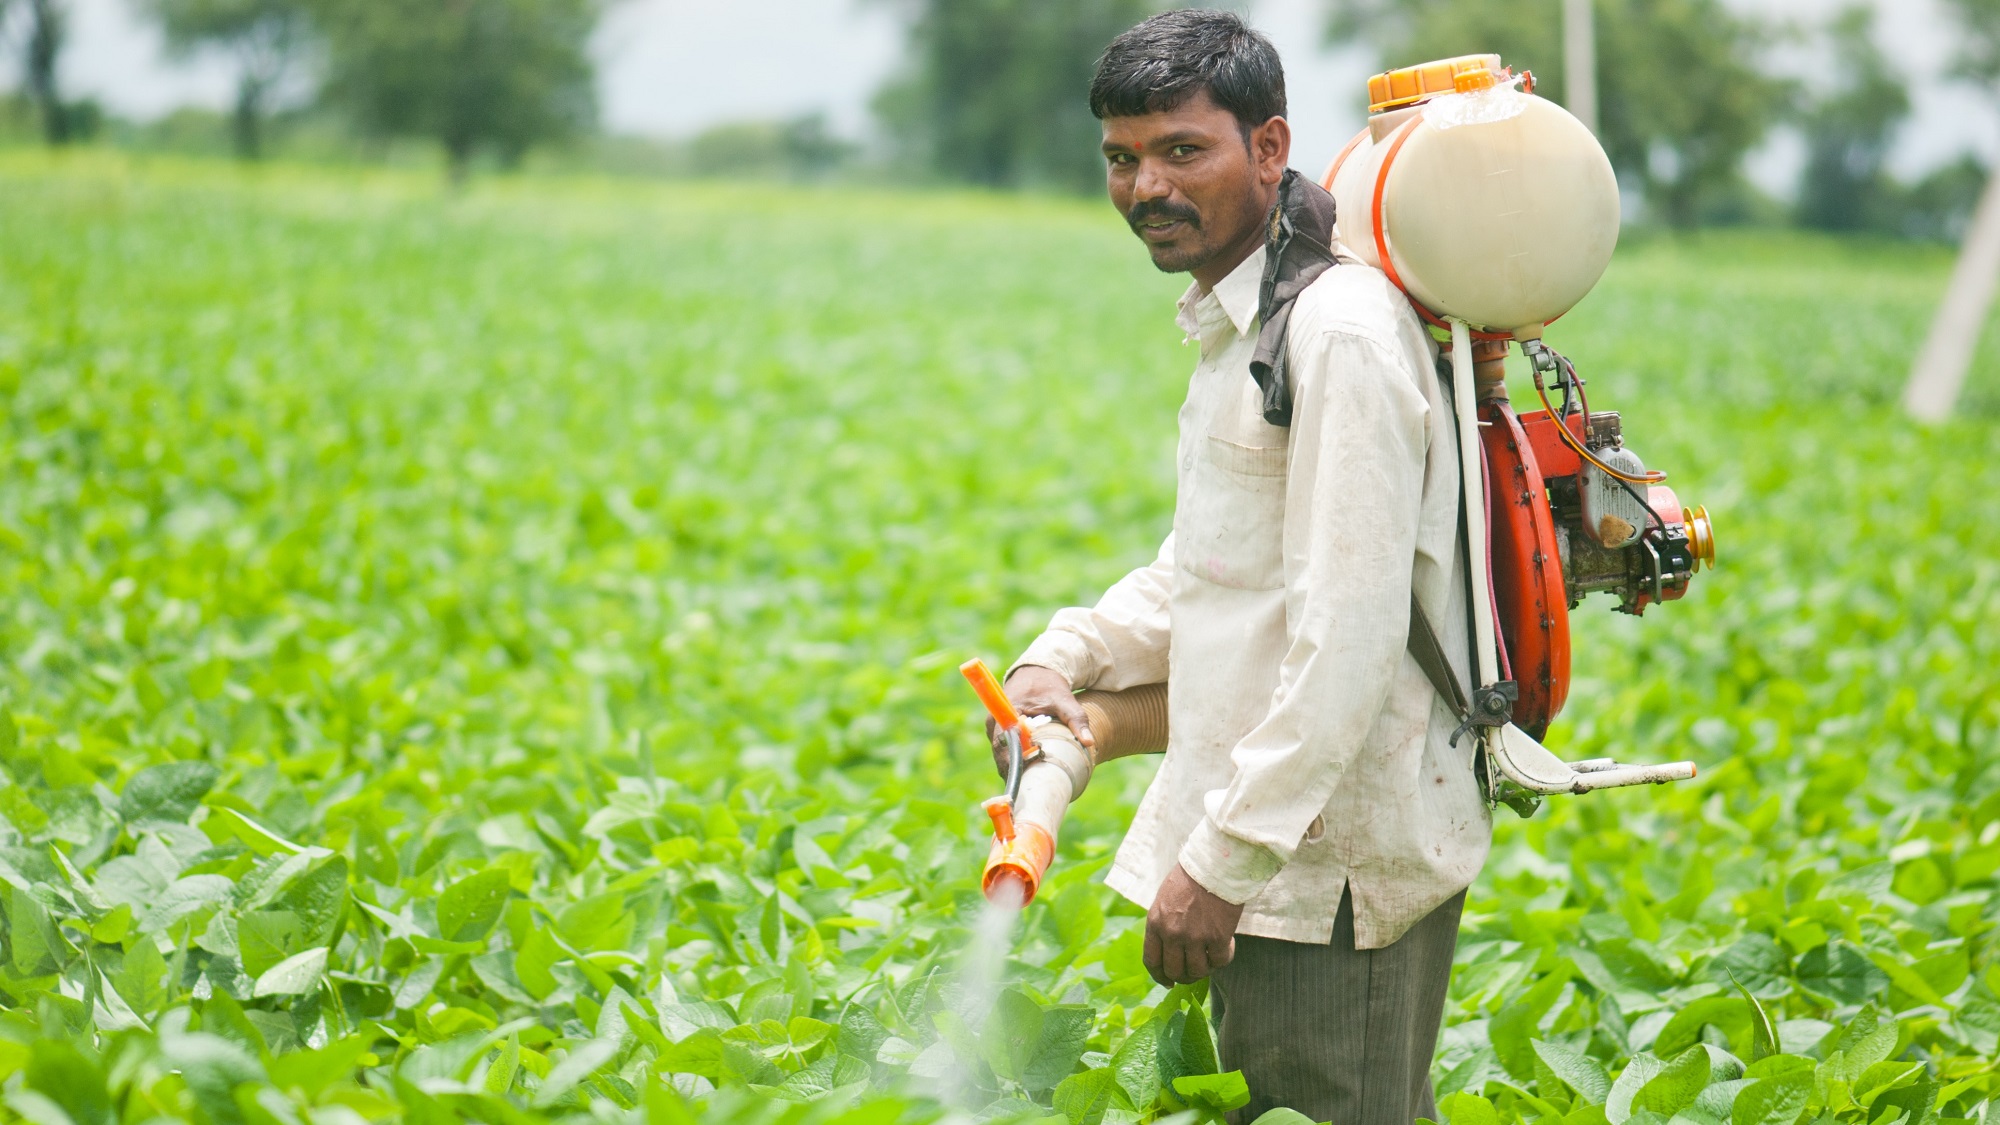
1133, 157, 1173, 201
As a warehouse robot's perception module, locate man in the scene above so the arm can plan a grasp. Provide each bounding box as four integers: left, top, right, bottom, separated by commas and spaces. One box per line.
991, 10, 1490, 1124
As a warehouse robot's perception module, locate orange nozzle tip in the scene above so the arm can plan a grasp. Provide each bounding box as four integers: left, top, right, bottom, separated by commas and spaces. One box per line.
983, 868, 1034, 907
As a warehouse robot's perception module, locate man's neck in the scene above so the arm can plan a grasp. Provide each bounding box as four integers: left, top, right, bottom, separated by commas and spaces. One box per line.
1184, 187, 1280, 288
1189, 213, 1270, 294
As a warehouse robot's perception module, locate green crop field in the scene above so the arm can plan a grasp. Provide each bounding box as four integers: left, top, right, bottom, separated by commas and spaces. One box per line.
2, 151, 1999, 1125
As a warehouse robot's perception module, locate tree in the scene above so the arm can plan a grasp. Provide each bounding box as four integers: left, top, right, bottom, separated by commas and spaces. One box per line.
313, 0, 602, 182
1325, 0, 1784, 229
1794, 6, 1909, 233
13, 0, 71, 144
142, 0, 309, 159
876, 0, 1160, 191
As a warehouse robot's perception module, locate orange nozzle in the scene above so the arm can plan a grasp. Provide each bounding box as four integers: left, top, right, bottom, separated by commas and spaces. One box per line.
961, 658, 1036, 756
982, 822, 1055, 906
982, 795, 1016, 842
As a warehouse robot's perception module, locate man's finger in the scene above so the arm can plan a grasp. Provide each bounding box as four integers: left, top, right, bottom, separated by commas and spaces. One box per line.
1054, 696, 1095, 749
1143, 924, 1170, 988
1209, 935, 1236, 972
1181, 944, 1211, 984
1161, 936, 1187, 986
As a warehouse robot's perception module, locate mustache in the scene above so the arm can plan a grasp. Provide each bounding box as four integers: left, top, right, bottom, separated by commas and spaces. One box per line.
1126, 200, 1201, 232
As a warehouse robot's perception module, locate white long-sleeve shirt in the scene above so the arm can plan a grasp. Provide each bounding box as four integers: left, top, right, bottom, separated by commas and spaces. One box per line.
1012, 244, 1491, 949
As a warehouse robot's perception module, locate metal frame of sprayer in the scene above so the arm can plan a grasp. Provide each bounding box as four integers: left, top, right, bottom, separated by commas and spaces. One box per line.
1441, 320, 1707, 818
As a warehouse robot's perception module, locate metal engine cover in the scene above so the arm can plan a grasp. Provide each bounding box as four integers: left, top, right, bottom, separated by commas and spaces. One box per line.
1580, 445, 1647, 548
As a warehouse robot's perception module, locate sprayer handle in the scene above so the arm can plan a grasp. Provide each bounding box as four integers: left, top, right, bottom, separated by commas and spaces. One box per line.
961, 659, 1022, 729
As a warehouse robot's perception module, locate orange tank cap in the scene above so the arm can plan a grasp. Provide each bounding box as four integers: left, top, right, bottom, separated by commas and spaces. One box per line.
1368, 54, 1504, 114
1453, 67, 1497, 93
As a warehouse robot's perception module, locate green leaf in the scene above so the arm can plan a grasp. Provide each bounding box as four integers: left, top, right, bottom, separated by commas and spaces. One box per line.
1171, 1070, 1251, 1113
1248, 1111, 1317, 1125
530, 1039, 619, 1108
657, 1028, 726, 1079
1631, 1046, 1710, 1120
112, 936, 169, 1018
252, 946, 328, 997
1492, 969, 1571, 1080
1053, 1067, 1119, 1125
484, 1035, 521, 1095
1439, 1090, 1501, 1125
1178, 997, 1221, 1077
1654, 995, 1750, 1058
1796, 943, 1888, 1005
266, 1035, 381, 1100
932, 1008, 984, 1072
1730, 1073, 1812, 1125
1022, 1004, 1095, 1094
1608, 1053, 1667, 1124
513, 925, 561, 1000
25, 1039, 114, 1125
119, 762, 219, 824
437, 869, 511, 944
1535, 1038, 1613, 1105
237, 911, 307, 979
275, 855, 348, 944
6, 887, 72, 975
1711, 935, 1789, 999
1733, 978, 1778, 1061
1111, 1017, 1162, 1111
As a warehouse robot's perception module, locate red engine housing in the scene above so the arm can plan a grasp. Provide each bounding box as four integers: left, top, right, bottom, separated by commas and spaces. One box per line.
1480, 399, 1570, 739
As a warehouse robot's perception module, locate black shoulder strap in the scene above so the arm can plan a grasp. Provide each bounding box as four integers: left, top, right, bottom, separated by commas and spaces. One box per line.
1407, 593, 1468, 719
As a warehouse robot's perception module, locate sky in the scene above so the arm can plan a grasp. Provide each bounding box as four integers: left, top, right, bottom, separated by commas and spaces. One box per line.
10, 0, 1998, 195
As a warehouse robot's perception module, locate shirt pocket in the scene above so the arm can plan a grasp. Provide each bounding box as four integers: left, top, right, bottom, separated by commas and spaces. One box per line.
1178, 436, 1288, 591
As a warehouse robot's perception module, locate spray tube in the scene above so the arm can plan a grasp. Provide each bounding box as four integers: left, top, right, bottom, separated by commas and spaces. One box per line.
962, 660, 1169, 906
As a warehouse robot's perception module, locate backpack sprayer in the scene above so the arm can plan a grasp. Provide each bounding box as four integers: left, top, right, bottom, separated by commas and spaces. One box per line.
1326, 54, 1712, 812
964, 54, 1717, 903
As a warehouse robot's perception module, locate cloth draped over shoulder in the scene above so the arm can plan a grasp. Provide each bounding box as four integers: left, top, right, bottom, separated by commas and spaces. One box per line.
1249, 168, 1341, 428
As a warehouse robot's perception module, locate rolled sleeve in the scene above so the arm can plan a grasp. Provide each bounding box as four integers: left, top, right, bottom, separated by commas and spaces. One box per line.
1175, 329, 1430, 904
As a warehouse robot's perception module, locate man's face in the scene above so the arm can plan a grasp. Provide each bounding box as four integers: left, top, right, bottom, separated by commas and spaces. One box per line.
1101, 88, 1289, 280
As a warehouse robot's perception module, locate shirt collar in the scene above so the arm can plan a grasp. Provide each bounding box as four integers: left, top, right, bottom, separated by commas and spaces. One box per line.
1174, 245, 1266, 344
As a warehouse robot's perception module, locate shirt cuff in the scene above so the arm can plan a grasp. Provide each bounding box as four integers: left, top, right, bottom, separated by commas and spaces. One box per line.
1176, 816, 1284, 906
1007, 630, 1097, 690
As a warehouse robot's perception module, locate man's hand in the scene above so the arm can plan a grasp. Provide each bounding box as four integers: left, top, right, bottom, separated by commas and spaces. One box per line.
987, 665, 1095, 777
1144, 864, 1243, 985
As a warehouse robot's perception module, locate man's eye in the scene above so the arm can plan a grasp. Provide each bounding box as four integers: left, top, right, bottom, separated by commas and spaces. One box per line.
1170, 145, 1198, 158
1108, 153, 1136, 166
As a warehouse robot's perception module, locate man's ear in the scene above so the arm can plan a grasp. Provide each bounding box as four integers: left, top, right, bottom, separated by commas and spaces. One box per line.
1251, 116, 1291, 186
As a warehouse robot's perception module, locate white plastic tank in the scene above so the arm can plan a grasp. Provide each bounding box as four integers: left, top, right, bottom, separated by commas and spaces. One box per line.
1323, 55, 1620, 338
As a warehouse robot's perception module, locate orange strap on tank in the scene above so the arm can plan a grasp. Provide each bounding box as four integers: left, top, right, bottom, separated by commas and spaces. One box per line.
1370, 116, 1516, 343
1320, 127, 1369, 192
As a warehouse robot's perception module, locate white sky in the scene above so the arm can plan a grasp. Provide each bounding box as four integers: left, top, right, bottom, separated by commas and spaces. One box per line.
9, 0, 1997, 193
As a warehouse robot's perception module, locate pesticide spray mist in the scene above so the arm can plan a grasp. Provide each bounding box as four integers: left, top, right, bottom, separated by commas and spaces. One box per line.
933, 875, 1028, 1107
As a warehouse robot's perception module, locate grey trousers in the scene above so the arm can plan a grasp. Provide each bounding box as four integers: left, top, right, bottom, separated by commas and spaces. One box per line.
1209, 888, 1465, 1125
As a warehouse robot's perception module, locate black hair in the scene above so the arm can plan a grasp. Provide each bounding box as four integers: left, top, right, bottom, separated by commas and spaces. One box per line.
1088, 9, 1287, 134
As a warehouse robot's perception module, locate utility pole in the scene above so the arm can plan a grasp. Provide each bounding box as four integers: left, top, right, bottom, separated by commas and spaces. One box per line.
1904, 170, 2000, 422
1563, 0, 1598, 134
